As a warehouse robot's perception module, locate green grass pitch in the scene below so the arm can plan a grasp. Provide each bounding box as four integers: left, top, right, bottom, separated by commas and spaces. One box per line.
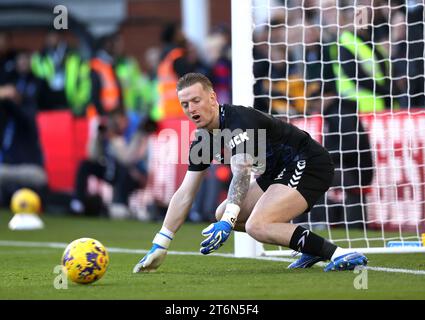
0, 210, 424, 300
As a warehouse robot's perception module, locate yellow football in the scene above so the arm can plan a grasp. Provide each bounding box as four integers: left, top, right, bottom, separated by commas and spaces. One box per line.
10, 188, 41, 214
62, 238, 109, 284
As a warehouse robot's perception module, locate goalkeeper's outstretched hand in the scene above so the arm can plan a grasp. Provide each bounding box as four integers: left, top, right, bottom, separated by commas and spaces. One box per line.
200, 221, 232, 255
133, 227, 174, 273
133, 244, 167, 273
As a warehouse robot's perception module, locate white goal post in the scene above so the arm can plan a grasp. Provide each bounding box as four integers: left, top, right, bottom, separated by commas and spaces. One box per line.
231, 0, 264, 257
232, 0, 425, 256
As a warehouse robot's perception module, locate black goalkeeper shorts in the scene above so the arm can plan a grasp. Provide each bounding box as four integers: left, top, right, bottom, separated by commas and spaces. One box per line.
256, 153, 335, 212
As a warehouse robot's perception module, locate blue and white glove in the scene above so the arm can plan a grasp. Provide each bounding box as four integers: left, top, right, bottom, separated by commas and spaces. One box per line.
133, 227, 174, 273
200, 204, 240, 255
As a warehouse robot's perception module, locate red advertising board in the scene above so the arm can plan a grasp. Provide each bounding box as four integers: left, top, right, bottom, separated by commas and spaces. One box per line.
361, 112, 425, 231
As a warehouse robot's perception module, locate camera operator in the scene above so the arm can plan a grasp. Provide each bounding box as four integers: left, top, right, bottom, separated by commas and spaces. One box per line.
70, 108, 156, 218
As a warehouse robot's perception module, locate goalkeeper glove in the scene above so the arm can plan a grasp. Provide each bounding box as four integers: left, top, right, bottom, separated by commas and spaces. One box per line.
133, 227, 174, 273
200, 204, 240, 255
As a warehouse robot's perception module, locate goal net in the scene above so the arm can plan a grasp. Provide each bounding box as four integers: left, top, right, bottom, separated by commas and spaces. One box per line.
232, 0, 425, 256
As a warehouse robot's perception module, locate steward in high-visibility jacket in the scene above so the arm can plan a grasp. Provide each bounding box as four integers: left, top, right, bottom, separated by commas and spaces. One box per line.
31, 45, 67, 109
115, 56, 158, 119
329, 30, 397, 113
89, 51, 122, 116
140, 74, 160, 121
157, 46, 187, 119
65, 52, 91, 116
31, 51, 56, 86
31, 49, 91, 115
115, 56, 143, 113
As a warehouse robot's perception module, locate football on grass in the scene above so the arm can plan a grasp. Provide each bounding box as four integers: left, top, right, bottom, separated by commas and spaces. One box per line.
10, 188, 41, 214
62, 238, 109, 284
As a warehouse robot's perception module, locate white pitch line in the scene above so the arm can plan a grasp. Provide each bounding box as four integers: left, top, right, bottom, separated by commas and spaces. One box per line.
1, 240, 425, 276
365, 266, 425, 275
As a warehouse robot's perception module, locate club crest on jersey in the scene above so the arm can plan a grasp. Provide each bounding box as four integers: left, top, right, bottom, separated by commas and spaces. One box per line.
228, 132, 250, 149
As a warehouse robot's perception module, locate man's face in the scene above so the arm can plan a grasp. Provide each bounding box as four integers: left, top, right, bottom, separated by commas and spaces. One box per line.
16, 53, 30, 74
177, 82, 217, 129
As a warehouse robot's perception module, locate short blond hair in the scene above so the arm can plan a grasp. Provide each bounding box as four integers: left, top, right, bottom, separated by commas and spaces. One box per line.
176, 73, 214, 92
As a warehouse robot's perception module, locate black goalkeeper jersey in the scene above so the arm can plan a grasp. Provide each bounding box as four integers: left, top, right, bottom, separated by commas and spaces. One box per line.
188, 104, 328, 178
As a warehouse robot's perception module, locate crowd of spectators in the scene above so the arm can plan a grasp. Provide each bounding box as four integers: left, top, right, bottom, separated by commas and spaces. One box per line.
0, 22, 232, 221
253, 0, 424, 116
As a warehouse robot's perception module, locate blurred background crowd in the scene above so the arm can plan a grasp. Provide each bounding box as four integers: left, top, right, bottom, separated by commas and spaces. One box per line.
0, 0, 424, 227
0, 0, 232, 222
253, 0, 424, 115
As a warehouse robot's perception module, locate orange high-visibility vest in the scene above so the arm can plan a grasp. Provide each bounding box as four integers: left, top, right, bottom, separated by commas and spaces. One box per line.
90, 58, 120, 113
157, 48, 185, 119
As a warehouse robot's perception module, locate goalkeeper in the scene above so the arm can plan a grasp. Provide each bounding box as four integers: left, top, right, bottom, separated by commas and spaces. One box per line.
133, 73, 368, 273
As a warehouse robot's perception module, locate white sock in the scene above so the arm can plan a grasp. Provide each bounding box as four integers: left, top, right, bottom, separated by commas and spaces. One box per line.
331, 247, 349, 261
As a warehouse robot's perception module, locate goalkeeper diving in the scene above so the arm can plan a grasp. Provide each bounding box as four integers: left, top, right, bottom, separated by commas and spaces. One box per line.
133, 73, 368, 273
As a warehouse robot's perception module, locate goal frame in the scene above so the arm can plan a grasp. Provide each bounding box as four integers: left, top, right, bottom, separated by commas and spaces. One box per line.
231, 0, 425, 257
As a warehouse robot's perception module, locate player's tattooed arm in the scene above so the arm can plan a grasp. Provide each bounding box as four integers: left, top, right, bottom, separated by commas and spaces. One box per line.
228, 153, 254, 206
